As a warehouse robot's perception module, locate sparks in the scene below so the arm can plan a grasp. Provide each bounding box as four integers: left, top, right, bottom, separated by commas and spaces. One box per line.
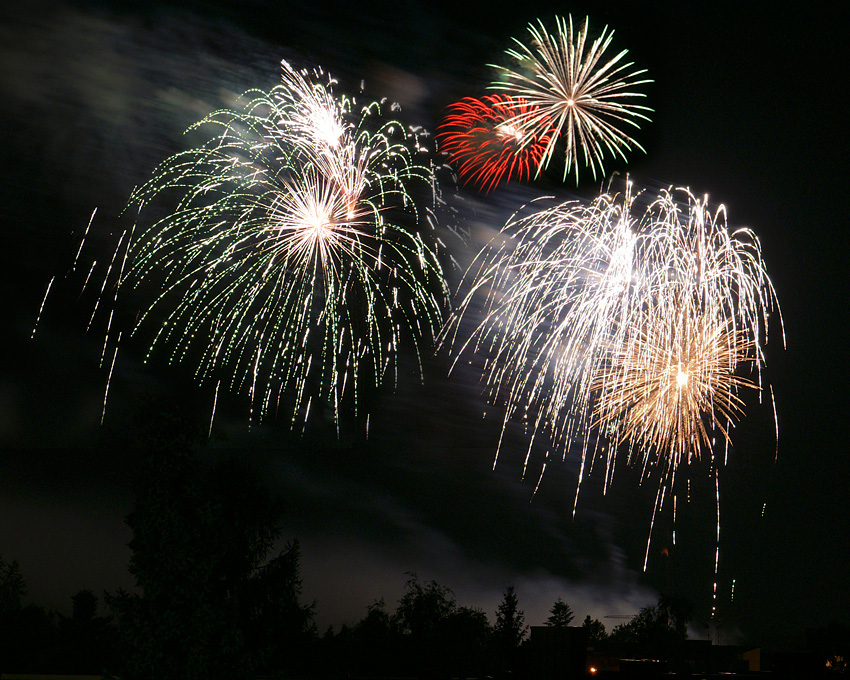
446, 180, 782, 540
490, 15, 652, 183
437, 94, 555, 193
118, 60, 448, 428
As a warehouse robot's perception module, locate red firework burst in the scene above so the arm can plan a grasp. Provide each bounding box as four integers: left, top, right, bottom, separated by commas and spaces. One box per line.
437, 94, 555, 194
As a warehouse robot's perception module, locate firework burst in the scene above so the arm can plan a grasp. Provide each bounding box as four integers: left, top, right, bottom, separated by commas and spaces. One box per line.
121, 60, 448, 429
436, 94, 555, 193
491, 15, 652, 183
446, 186, 642, 486
446, 182, 781, 498
590, 188, 780, 476
593, 305, 757, 473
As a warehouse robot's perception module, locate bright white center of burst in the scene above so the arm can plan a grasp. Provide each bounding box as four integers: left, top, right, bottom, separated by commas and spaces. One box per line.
676, 368, 689, 388
301, 206, 332, 240
567, 98, 575, 106
314, 111, 343, 148
496, 123, 523, 141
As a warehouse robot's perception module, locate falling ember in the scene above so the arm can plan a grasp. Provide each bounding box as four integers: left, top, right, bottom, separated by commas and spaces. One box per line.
209, 379, 220, 438
712, 468, 721, 618
101, 332, 121, 424
73, 208, 97, 271
31, 276, 54, 339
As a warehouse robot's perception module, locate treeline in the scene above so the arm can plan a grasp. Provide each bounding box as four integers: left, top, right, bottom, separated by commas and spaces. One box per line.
1, 546, 686, 679
0, 444, 767, 678
1, 445, 596, 679
315, 579, 602, 680
0, 569, 118, 675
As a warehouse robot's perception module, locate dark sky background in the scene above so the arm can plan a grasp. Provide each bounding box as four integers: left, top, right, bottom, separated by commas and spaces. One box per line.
2, 0, 848, 648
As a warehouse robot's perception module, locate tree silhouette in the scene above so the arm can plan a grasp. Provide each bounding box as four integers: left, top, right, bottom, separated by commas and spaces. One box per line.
55, 589, 118, 674
392, 574, 493, 679
0, 555, 26, 615
109, 448, 315, 680
395, 574, 456, 638
608, 595, 693, 660
71, 589, 98, 622
658, 593, 694, 637
246, 539, 317, 674
493, 584, 527, 672
445, 605, 491, 679
545, 598, 575, 627
395, 574, 457, 678
0, 556, 57, 674
581, 614, 607, 645
350, 599, 401, 677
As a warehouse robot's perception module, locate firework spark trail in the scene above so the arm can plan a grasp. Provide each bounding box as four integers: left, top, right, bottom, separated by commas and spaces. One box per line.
436, 95, 555, 193
491, 15, 652, 183
73, 208, 97, 271
209, 379, 220, 438
78, 261, 98, 299
447, 185, 647, 481
87, 229, 127, 333
31, 276, 55, 339
101, 331, 121, 425
119, 60, 448, 428
712, 467, 721, 617
31, 208, 101, 340
446, 181, 782, 530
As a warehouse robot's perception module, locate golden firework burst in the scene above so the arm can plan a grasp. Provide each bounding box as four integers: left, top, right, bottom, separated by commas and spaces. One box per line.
593, 303, 758, 471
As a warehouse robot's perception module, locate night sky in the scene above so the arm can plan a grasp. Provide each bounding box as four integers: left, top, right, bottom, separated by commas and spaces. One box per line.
2, 0, 848, 647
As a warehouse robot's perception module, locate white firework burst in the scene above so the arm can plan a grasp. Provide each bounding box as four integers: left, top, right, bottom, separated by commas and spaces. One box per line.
491, 15, 652, 183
